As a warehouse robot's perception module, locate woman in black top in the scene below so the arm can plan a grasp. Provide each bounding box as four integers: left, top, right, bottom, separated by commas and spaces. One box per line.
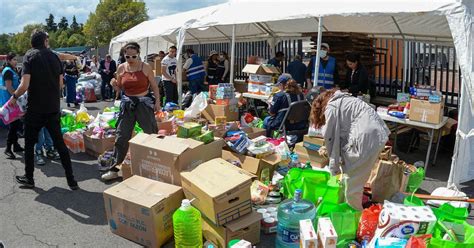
206, 50, 220, 85
344, 52, 369, 96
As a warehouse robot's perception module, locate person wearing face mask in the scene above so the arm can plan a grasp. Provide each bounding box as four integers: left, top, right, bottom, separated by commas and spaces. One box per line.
217, 51, 230, 83
103, 42, 161, 181
305, 43, 339, 90
183, 48, 206, 94
343, 52, 369, 96
99, 54, 117, 101
206, 50, 220, 85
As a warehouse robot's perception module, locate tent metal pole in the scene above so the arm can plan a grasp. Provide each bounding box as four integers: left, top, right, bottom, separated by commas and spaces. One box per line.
313, 16, 323, 88
145, 37, 149, 61
230, 24, 236, 84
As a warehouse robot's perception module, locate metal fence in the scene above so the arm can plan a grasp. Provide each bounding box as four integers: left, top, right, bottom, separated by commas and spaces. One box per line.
375, 39, 461, 108
184, 39, 304, 79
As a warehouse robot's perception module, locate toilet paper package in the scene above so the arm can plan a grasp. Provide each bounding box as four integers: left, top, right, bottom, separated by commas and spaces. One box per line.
371, 201, 437, 242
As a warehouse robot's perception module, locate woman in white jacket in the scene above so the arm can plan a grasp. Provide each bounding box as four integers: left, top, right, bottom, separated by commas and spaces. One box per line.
311, 89, 390, 210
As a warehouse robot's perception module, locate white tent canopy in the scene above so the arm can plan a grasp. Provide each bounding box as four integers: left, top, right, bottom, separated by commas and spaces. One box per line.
110, 0, 473, 187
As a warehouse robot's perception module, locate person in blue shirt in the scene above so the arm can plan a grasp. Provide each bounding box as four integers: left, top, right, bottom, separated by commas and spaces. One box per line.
263, 74, 307, 137
268, 51, 285, 72
305, 43, 339, 89
183, 48, 206, 94
1, 52, 24, 159
287, 55, 307, 87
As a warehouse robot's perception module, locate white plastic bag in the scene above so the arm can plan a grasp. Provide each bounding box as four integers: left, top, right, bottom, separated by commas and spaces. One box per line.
184, 92, 208, 119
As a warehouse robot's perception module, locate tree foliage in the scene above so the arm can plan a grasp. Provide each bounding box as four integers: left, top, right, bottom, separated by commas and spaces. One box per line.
0, 34, 12, 54
70, 16, 80, 34
45, 14, 57, 32
83, 0, 148, 46
58, 16, 69, 31
8, 24, 44, 54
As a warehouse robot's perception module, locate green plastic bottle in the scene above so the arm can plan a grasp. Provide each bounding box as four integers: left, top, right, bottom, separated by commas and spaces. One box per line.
173, 199, 202, 248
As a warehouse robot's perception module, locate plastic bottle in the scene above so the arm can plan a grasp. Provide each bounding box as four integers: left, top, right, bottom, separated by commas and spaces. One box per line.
276, 189, 316, 248
173, 199, 202, 248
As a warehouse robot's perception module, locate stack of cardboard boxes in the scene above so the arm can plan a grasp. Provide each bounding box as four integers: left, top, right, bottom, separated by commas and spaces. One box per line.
294, 135, 329, 168
181, 158, 262, 247
242, 64, 279, 96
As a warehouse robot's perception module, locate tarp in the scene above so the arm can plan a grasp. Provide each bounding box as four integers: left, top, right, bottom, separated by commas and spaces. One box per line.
110, 0, 473, 187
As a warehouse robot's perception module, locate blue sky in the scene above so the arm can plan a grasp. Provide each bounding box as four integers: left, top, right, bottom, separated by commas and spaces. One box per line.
0, 0, 226, 34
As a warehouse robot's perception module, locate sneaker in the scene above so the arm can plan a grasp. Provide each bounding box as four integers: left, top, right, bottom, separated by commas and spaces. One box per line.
4, 149, 16, 159
46, 149, 60, 160
35, 153, 46, 166
67, 178, 79, 190
101, 171, 119, 181
16, 176, 35, 188
13, 143, 24, 152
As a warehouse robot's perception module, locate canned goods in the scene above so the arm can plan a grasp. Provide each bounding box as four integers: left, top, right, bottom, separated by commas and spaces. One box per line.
261, 217, 277, 234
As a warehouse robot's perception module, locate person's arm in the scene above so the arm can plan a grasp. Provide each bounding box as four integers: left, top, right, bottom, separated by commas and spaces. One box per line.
183, 58, 193, 71
59, 74, 64, 90
223, 59, 230, 80
306, 58, 314, 89
358, 67, 369, 94
9, 74, 30, 105
322, 106, 340, 175
110, 61, 117, 75
3, 70, 15, 95
161, 60, 174, 82
333, 60, 340, 87
268, 94, 282, 116
57, 53, 78, 61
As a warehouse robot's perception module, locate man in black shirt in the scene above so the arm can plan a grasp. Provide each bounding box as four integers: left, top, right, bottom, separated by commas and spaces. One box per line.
9, 30, 78, 190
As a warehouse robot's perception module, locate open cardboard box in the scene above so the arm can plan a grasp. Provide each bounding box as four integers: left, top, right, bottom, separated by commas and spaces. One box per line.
294, 142, 328, 168
82, 129, 115, 157
129, 133, 224, 186
180, 158, 254, 226
103, 176, 183, 248
202, 211, 262, 248
222, 150, 279, 181
203, 104, 239, 123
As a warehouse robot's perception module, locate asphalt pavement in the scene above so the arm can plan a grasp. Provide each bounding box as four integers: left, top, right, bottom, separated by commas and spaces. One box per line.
0, 100, 472, 248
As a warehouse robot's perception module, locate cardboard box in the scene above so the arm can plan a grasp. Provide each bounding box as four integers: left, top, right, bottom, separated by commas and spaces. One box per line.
242, 64, 280, 75
83, 130, 115, 157
294, 142, 329, 167
129, 133, 224, 185
241, 127, 266, 139
409, 98, 444, 124
222, 150, 279, 181
180, 158, 254, 226
303, 135, 325, 152
317, 217, 338, 248
154, 57, 162, 76
103, 176, 184, 248
120, 162, 132, 180
202, 211, 262, 248
300, 219, 317, 248
203, 104, 239, 123
157, 120, 173, 134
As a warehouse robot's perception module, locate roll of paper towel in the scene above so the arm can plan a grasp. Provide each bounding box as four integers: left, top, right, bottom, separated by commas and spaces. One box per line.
370, 201, 436, 247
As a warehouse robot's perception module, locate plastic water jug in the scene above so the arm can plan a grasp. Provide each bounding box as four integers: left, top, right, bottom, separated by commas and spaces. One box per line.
276, 189, 316, 248
173, 199, 202, 248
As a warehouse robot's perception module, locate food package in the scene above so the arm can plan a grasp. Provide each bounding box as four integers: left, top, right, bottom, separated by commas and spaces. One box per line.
0, 96, 26, 125
215, 116, 227, 125
300, 219, 317, 248
371, 201, 437, 243
193, 130, 214, 144
177, 122, 202, 138
229, 240, 252, 248
317, 217, 338, 248
250, 180, 269, 204
357, 204, 382, 242
372, 237, 408, 248
63, 131, 85, 153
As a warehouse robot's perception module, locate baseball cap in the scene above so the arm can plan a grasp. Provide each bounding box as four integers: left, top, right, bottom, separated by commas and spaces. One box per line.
321, 43, 330, 49
209, 50, 218, 56
276, 73, 292, 85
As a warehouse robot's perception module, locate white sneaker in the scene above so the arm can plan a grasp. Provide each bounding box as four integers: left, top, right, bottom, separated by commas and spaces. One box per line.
101, 171, 119, 181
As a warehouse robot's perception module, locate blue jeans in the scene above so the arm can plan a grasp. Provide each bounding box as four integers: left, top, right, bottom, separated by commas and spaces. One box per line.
36, 128, 53, 153
189, 77, 206, 95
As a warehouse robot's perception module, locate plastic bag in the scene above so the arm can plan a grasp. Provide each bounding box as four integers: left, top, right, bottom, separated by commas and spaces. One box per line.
282, 168, 341, 204
430, 220, 474, 248
184, 92, 208, 119
316, 201, 361, 247
406, 234, 431, 248
250, 180, 269, 204
406, 167, 425, 192
0, 97, 25, 125
357, 204, 382, 242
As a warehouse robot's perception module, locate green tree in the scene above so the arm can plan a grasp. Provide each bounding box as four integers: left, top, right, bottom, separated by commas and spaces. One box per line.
67, 33, 86, 47
8, 24, 44, 54
0, 34, 12, 54
58, 16, 69, 31
45, 14, 57, 32
83, 0, 148, 46
70, 15, 80, 34
56, 30, 69, 48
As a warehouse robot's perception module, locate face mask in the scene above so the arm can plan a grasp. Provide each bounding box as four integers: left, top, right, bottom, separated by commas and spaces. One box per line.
319, 50, 327, 58
219, 55, 224, 60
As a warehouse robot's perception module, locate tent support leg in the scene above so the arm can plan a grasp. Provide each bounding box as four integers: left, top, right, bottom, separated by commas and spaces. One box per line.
230, 24, 236, 84
312, 16, 323, 88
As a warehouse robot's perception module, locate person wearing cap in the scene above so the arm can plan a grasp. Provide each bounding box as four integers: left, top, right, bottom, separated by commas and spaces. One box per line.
287, 54, 307, 87
306, 43, 339, 90
268, 51, 285, 72
263, 74, 306, 137
183, 48, 206, 94
206, 50, 220, 85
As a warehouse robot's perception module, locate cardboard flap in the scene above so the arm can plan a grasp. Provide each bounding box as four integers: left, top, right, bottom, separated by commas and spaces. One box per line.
225, 211, 262, 232
261, 153, 281, 165
222, 150, 260, 175
180, 158, 253, 198
242, 64, 262, 74
262, 65, 280, 74
104, 176, 182, 208
129, 133, 191, 155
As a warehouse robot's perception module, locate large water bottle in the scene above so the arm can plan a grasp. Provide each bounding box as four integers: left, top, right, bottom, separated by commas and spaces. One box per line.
276, 189, 316, 248
173, 199, 202, 248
